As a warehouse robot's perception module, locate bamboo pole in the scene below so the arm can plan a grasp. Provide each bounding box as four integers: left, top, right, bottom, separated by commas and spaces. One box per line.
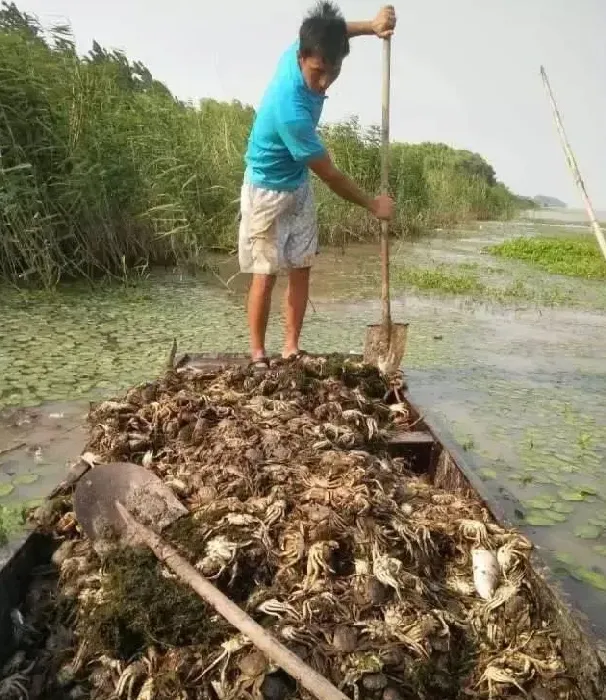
114, 501, 350, 700
539, 65, 606, 261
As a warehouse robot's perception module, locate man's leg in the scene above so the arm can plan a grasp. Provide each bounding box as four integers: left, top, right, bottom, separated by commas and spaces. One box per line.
281, 179, 318, 359
283, 267, 310, 358
248, 273, 276, 361
238, 178, 291, 363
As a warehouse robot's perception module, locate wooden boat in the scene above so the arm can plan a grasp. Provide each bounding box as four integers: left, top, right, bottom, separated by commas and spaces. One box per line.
1, 351, 605, 699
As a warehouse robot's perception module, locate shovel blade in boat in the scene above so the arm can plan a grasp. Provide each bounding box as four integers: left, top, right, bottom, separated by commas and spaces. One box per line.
73, 462, 188, 542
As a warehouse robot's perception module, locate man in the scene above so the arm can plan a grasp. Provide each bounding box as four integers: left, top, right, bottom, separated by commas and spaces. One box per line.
239, 2, 397, 368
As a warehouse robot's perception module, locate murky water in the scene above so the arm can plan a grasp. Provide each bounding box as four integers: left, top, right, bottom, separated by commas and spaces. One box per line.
1, 215, 605, 638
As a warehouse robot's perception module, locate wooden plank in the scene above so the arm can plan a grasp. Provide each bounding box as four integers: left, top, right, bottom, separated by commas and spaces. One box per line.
387, 430, 434, 446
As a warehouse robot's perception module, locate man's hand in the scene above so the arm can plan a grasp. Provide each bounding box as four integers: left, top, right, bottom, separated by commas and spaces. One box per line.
371, 5, 396, 38
370, 194, 395, 220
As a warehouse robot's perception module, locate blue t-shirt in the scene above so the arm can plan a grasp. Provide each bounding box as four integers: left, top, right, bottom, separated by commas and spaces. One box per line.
245, 41, 327, 191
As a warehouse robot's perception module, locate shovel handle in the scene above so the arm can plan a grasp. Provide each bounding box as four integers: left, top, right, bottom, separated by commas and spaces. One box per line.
380, 36, 391, 328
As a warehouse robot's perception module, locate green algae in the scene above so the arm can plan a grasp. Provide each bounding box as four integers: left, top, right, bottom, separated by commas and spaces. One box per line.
80, 546, 228, 659
0, 504, 26, 545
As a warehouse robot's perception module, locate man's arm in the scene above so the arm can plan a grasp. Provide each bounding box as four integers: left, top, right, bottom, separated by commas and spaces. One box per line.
346, 20, 374, 38
347, 6, 396, 39
276, 112, 393, 220
308, 153, 393, 220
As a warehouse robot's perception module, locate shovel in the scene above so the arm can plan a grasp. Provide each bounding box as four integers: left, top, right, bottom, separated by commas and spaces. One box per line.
73, 462, 349, 700
363, 36, 408, 374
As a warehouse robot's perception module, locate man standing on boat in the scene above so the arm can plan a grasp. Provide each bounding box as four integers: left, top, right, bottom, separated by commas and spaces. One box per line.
239, 2, 396, 368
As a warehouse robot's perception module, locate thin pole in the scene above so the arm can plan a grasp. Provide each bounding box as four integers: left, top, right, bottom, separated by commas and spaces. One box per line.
539, 65, 606, 261
380, 37, 392, 328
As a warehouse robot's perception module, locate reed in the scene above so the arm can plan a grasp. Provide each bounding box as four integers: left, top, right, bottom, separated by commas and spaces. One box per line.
0, 3, 523, 287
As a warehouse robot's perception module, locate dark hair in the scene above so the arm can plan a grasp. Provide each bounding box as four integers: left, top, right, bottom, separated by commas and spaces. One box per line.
299, 1, 350, 67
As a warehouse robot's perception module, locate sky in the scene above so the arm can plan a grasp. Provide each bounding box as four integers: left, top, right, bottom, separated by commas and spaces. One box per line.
20, 0, 606, 208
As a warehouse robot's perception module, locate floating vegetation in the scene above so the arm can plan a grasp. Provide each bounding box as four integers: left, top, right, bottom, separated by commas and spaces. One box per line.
574, 525, 603, 541
11, 474, 40, 486
488, 236, 606, 279
0, 483, 15, 498
5, 355, 581, 699
0, 503, 25, 545
524, 511, 567, 527
558, 488, 591, 502
524, 496, 554, 511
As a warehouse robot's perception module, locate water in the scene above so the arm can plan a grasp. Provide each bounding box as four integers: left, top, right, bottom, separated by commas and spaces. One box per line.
522, 206, 606, 227
1, 215, 605, 638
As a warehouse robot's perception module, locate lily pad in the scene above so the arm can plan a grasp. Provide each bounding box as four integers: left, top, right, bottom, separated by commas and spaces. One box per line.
558, 488, 587, 502
479, 468, 497, 480
552, 502, 574, 515
0, 484, 15, 498
554, 551, 575, 566
572, 567, 606, 591
592, 545, 606, 557
574, 524, 602, 540
578, 485, 599, 497
12, 473, 39, 486
524, 511, 556, 527
524, 496, 554, 511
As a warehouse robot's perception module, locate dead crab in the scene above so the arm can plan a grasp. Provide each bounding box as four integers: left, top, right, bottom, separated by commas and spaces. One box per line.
225, 650, 278, 700
115, 647, 159, 700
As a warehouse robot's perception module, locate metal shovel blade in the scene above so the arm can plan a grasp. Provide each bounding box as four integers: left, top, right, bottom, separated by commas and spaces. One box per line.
73, 462, 188, 543
363, 322, 408, 375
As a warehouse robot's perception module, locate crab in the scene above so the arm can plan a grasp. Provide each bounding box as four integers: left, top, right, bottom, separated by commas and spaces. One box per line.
339, 652, 384, 700
229, 650, 277, 700
371, 545, 405, 599
278, 526, 306, 570
303, 540, 338, 590
458, 519, 490, 547
195, 634, 251, 683
477, 663, 527, 698
280, 625, 322, 650
194, 535, 243, 578
115, 649, 160, 700
497, 536, 532, 580
0, 671, 31, 699
256, 598, 302, 622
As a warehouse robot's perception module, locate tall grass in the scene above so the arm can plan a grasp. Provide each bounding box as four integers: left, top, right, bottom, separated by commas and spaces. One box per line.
0, 3, 525, 287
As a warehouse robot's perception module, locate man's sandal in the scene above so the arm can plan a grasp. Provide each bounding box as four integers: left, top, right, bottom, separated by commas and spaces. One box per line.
250, 357, 270, 373
284, 350, 310, 361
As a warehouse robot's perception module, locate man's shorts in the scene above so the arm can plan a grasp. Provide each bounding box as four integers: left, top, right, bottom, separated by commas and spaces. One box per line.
238, 173, 318, 275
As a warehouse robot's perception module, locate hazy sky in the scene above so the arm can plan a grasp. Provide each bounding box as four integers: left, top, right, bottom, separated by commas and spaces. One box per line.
22, 0, 606, 207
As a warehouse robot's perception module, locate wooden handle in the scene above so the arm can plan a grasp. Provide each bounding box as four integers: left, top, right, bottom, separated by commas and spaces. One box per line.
381, 37, 391, 328
115, 501, 350, 700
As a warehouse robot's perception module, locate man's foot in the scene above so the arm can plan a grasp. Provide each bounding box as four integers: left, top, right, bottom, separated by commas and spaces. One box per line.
250, 355, 270, 374
282, 349, 309, 361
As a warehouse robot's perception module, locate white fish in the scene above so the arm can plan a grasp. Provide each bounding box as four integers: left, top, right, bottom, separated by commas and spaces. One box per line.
471, 548, 500, 600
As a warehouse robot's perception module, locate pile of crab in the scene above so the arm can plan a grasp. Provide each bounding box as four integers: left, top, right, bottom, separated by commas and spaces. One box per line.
2, 354, 578, 700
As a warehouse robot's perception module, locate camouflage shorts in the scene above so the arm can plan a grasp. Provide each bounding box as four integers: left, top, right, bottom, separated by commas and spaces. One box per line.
238, 172, 318, 275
